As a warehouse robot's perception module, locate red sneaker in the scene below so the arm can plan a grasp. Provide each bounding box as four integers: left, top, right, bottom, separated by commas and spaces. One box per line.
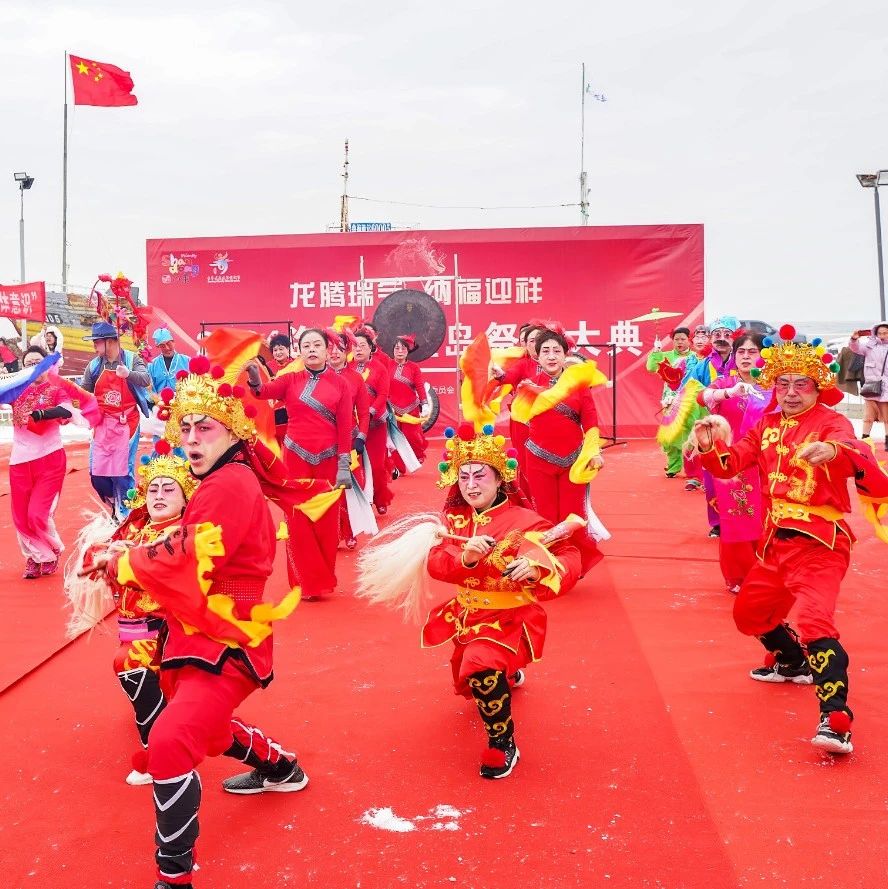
23, 558, 40, 579
41, 559, 59, 576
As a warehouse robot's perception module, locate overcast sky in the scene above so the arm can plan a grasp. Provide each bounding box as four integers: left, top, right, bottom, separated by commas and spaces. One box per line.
2, 1, 887, 324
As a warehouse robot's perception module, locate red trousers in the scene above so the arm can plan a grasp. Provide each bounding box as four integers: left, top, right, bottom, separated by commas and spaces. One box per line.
450, 638, 531, 699
365, 424, 392, 509
282, 451, 339, 597
719, 539, 757, 588
391, 420, 427, 473
733, 533, 850, 644
149, 662, 257, 779
9, 448, 66, 562
525, 450, 600, 573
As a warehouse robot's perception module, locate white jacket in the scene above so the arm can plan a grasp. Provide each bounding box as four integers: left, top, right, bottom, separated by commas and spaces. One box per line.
30, 325, 64, 368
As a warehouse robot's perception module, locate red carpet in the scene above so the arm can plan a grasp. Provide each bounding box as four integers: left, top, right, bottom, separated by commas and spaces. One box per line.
1, 440, 886, 888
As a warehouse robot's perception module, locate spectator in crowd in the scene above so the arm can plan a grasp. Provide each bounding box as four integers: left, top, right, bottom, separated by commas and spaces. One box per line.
147, 328, 190, 396
30, 324, 65, 369
850, 322, 888, 450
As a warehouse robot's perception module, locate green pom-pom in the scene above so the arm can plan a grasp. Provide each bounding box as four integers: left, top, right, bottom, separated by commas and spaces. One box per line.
750, 368, 761, 378
829, 362, 840, 373
438, 461, 450, 473
126, 488, 137, 500
505, 458, 518, 470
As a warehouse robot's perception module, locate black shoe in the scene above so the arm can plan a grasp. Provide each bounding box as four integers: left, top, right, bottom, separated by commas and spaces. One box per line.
222, 762, 309, 795
510, 669, 526, 688
749, 662, 813, 684
391, 467, 401, 480
665, 471, 678, 478
708, 525, 721, 538
154, 883, 192, 889
480, 738, 520, 779
811, 714, 853, 754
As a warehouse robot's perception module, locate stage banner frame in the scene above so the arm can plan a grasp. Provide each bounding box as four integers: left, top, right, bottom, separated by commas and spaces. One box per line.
147, 225, 704, 437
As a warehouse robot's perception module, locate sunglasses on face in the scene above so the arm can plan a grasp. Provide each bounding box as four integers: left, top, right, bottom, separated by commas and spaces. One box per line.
775, 378, 815, 393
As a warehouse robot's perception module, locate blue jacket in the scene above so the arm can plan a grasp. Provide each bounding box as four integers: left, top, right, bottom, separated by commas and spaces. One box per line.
148, 351, 191, 397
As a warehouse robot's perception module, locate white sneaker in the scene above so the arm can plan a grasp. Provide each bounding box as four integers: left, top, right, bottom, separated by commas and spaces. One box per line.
125, 769, 153, 785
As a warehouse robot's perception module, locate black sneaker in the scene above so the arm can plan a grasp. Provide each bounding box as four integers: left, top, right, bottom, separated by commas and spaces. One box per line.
511, 669, 526, 688
811, 715, 853, 754
479, 739, 520, 779
665, 471, 677, 478
708, 525, 721, 538
749, 662, 813, 684
154, 883, 192, 889
222, 763, 309, 795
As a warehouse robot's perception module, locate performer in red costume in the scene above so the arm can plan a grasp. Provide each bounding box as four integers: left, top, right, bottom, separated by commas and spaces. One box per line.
389, 334, 428, 469
516, 327, 608, 573
352, 326, 393, 514
248, 328, 352, 600
328, 328, 371, 549
359, 424, 581, 779
65, 448, 199, 784
89, 355, 312, 888
691, 325, 888, 755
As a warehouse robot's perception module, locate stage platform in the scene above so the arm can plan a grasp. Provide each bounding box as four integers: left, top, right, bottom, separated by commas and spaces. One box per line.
0, 439, 886, 888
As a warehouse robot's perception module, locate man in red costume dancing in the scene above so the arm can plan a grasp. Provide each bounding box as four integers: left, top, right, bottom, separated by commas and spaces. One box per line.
92, 354, 312, 888
691, 325, 888, 755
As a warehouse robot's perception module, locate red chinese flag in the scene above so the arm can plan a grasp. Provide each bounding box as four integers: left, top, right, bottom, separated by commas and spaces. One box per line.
69, 54, 137, 107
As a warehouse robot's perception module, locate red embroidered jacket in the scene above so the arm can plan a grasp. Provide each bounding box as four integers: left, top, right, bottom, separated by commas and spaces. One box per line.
389, 360, 426, 418
354, 359, 391, 429
700, 403, 888, 555
258, 366, 352, 464
423, 497, 581, 659
525, 370, 600, 467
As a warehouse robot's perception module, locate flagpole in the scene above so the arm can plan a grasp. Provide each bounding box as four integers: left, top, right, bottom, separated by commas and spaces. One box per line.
579, 62, 588, 226
62, 51, 69, 293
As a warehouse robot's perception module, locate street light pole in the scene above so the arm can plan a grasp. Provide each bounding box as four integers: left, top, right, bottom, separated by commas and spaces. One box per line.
856, 171, 887, 322
874, 183, 885, 321
13, 172, 35, 347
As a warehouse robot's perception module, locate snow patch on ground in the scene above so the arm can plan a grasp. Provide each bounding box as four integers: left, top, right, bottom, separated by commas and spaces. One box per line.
359, 804, 472, 833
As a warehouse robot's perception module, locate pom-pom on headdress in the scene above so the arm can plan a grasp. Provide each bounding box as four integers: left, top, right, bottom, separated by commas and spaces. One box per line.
125, 440, 198, 510
161, 355, 259, 444
750, 324, 841, 391
437, 422, 519, 488
395, 333, 418, 353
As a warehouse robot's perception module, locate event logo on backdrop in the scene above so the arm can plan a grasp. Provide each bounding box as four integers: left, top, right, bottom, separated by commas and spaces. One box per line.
147, 226, 704, 436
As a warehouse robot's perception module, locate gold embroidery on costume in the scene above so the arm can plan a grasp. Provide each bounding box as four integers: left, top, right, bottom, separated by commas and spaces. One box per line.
807, 648, 836, 675
487, 717, 512, 739
474, 693, 509, 717
135, 593, 161, 614
786, 434, 817, 504
468, 671, 503, 695
816, 681, 845, 703
761, 427, 780, 449
447, 513, 469, 530
123, 638, 156, 671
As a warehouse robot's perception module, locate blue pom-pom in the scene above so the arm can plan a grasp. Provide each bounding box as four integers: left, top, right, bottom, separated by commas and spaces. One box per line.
444, 426, 456, 439
140, 454, 151, 465
811, 337, 822, 347
173, 447, 186, 459
482, 423, 494, 435
762, 336, 773, 347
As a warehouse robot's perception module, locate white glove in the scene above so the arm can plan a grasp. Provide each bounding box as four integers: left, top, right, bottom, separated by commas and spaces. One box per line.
420, 402, 431, 418
653, 336, 663, 352
115, 364, 130, 379
728, 381, 750, 397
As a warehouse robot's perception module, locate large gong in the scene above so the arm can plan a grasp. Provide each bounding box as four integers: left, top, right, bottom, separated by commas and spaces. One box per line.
371, 289, 447, 363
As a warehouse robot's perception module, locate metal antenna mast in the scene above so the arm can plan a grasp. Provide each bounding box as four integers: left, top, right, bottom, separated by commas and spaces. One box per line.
339, 139, 350, 232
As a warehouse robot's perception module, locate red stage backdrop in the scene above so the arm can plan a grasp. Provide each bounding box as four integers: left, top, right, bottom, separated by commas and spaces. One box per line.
146, 225, 704, 437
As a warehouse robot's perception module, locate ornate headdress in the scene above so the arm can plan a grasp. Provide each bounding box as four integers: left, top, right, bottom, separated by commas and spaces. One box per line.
750, 323, 840, 391
437, 423, 519, 488
126, 440, 198, 509
160, 355, 259, 444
